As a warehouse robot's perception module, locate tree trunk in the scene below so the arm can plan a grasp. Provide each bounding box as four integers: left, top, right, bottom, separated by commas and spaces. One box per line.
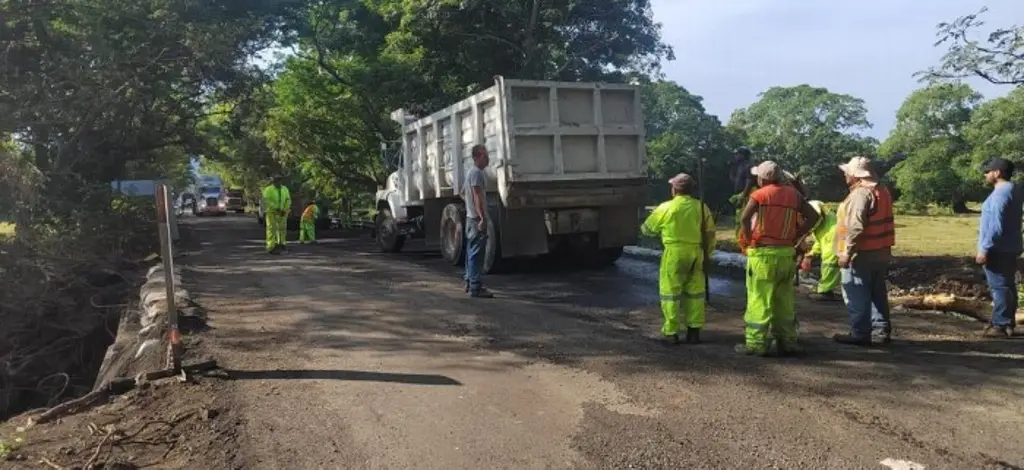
951, 197, 971, 214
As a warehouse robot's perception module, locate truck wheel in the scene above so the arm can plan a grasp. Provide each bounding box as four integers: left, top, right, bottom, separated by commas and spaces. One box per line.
483, 214, 503, 274
440, 203, 466, 266
375, 208, 406, 253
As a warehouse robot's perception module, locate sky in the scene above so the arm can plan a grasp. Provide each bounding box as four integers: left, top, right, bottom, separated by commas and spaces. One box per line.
650, 0, 1024, 139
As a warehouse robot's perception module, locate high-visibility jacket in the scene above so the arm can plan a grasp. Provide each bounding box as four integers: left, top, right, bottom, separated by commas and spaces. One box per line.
747, 184, 802, 247
641, 195, 715, 254
301, 204, 319, 221
836, 184, 895, 253
261, 184, 292, 213
809, 210, 838, 261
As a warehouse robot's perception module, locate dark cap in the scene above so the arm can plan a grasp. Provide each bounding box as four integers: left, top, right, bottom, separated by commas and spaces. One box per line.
734, 146, 751, 157
980, 157, 1014, 176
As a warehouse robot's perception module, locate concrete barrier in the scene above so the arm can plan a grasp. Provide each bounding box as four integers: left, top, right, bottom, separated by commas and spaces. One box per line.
92, 263, 189, 390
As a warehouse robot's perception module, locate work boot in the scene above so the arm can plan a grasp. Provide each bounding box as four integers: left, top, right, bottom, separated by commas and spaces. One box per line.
832, 333, 872, 347
807, 291, 841, 302
469, 287, 494, 299
685, 328, 701, 344
981, 325, 1013, 339
734, 344, 767, 357
666, 333, 680, 345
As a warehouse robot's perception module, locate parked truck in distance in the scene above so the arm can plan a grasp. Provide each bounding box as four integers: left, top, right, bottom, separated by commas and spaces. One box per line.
225, 188, 246, 213
374, 77, 647, 273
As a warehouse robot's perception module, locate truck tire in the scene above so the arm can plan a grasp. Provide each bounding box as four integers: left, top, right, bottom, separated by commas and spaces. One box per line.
482, 212, 502, 274
375, 208, 406, 253
440, 203, 466, 266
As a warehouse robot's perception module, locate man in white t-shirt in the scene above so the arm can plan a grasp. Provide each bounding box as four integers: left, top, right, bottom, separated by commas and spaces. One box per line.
463, 144, 493, 298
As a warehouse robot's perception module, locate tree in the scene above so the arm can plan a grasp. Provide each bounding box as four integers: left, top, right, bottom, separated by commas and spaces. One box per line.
919, 8, 1024, 86
727, 85, 877, 201
200, 89, 284, 201
246, 0, 676, 206
641, 80, 736, 211
0, 0, 299, 229
881, 83, 983, 211
966, 87, 1024, 172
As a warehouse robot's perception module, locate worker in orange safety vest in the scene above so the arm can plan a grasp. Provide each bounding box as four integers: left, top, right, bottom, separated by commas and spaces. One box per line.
737, 161, 819, 356
831, 156, 896, 347
299, 201, 320, 244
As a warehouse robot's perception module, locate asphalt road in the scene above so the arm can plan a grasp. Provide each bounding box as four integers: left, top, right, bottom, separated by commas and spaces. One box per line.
183, 214, 1024, 470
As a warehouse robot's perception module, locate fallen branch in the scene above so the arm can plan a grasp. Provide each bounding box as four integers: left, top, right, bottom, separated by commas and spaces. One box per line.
39, 457, 65, 469
890, 293, 1024, 324
142, 359, 219, 381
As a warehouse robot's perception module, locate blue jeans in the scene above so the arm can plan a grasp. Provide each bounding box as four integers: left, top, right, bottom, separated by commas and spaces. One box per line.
464, 217, 486, 292
983, 253, 1018, 328
841, 264, 891, 340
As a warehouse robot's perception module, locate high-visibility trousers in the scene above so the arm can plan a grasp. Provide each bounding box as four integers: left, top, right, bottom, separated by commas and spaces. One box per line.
659, 243, 707, 336
744, 246, 798, 352
265, 212, 286, 251
299, 218, 316, 242
817, 260, 840, 293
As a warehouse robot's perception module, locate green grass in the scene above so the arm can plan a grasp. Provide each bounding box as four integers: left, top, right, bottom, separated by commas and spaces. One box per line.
711, 213, 979, 258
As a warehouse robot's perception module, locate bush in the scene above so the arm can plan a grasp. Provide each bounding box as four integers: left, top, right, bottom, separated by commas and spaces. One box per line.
0, 184, 157, 419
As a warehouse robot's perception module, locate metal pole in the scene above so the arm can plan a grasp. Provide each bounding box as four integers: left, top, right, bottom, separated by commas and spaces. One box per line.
696, 146, 711, 303
155, 184, 182, 371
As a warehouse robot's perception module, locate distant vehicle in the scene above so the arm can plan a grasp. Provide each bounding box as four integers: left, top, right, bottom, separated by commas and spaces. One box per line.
195, 185, 227, 216
374, 77, 647, 272
225, 189, 246, 213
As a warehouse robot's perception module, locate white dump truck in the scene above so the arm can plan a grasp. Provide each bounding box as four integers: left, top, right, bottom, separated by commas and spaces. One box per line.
374, 76, 647, 272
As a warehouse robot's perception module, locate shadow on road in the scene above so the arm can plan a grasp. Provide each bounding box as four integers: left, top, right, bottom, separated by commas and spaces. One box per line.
225, 369, 462, 385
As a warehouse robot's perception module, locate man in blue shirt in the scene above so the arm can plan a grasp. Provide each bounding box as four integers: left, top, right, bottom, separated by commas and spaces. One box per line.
976, 157, 1022, 338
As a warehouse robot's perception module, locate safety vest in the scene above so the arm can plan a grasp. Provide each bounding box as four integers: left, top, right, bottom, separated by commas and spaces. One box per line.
302, 204, 317, 220
261, 185, 291, 212
835, 184, 895, 253
747, 184, 802, 247
641, 195, 713, 247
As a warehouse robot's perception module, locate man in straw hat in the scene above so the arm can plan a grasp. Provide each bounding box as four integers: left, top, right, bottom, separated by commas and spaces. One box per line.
832, 156, 896, 346
737, 161, 819, 356
641, 173, 716, 344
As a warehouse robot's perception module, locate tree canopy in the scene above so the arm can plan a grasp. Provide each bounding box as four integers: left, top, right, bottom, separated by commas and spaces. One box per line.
726, 85, 877, 202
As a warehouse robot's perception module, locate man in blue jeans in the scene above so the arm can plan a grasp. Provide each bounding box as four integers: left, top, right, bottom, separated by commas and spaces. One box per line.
463, 144, 494, 298
976, 157, 1021, 338
831, 157, 896, 346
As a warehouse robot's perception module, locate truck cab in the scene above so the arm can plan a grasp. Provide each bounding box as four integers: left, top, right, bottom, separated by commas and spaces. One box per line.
225, 189, 246, 213
195, 185, 227, 216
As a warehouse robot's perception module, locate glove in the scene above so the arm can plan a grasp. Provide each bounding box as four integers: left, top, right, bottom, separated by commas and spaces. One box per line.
800, 257, 812, 273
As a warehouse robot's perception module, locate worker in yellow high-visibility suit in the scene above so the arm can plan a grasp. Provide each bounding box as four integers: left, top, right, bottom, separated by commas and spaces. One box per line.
641, 173, 716, 344
299, 201, 319, 244
801, 200, 841, 301
738, 161, 819, 357
261, 177, 291, 254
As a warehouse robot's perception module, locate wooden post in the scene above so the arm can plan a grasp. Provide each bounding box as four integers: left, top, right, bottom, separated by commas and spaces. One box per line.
155, 184, 182, 371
